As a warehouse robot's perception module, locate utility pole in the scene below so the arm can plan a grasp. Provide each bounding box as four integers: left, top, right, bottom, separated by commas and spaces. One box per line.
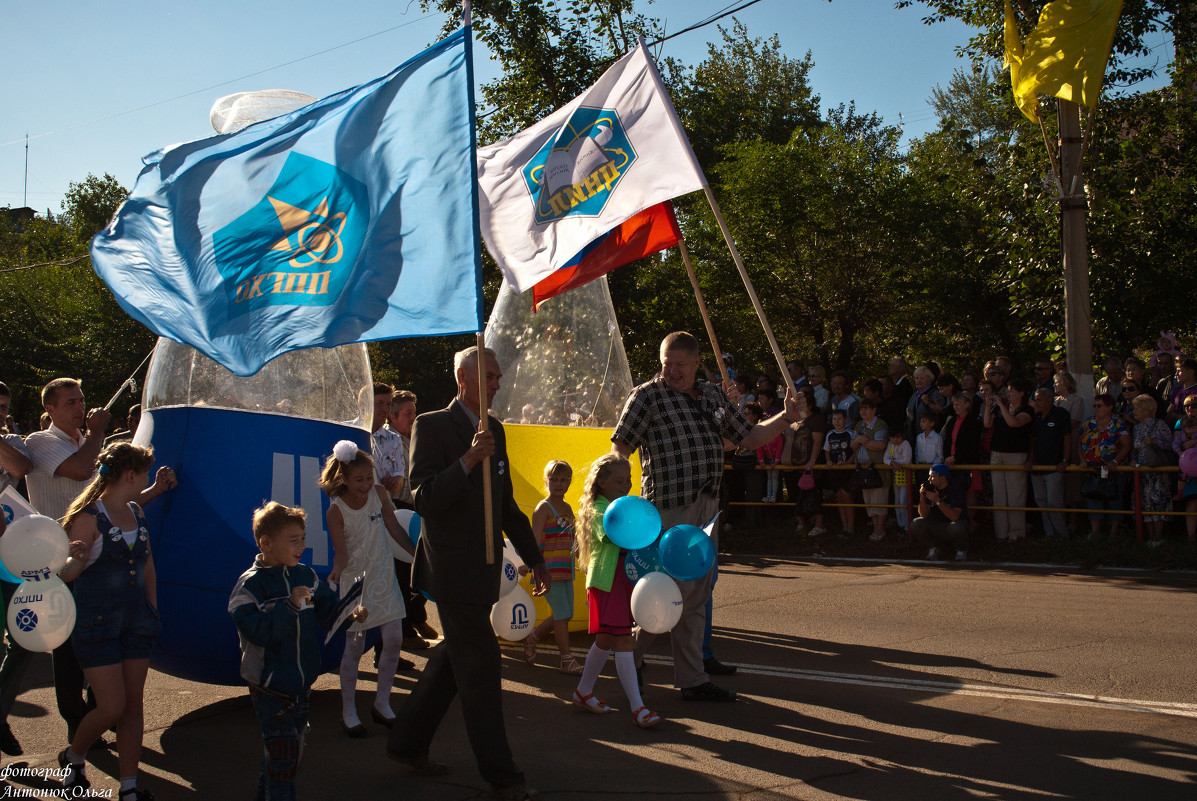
1058, 99, 1094, 415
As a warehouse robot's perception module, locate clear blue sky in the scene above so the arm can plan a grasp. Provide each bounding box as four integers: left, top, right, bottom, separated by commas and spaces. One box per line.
2, 0, 1172, 214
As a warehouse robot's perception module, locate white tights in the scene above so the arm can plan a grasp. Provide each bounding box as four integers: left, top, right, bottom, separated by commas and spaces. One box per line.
340, 618, 403, 726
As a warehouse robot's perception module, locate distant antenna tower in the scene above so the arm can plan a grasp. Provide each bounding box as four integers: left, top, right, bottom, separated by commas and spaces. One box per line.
24, 134, 29, 208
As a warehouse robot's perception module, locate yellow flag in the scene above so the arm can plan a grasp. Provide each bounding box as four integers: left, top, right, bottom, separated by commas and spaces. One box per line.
1004, 0, 1040, 121
1008, 0, 1124, 122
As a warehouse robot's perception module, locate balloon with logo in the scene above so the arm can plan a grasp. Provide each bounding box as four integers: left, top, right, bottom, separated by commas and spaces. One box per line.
490, 585, 535, 641
602, 495, 661, 550
498, 554, 521, 598
629, 572, 683, 634
1181, 447, 1197, 478
0, 515, 69, 582
624, 543, 663, 585
1, 514, 76, 652
8, 576, 77, 652
389, 509, 421, 564
658, 524, 716, 581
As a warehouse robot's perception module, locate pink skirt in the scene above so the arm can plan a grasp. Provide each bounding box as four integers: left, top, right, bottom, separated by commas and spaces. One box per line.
587, 553, 634, 636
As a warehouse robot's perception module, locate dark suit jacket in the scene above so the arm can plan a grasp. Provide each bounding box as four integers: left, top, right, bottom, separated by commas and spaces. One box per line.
409, 399, 543, 605
941, 413, 983, 465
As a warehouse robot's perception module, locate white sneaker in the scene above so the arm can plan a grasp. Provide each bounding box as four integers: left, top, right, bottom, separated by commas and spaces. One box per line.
955, 550, 968, 561
808, 527, 827, 537
925, 547, 940, 560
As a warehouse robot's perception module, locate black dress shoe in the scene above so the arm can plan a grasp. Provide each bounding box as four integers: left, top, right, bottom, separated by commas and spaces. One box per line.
0, 722, 22, 756
414, 622, 439, 640
342, 720, 368, 738
681, 681, 737, 702
396, 656, 416, 671
704, 657, 737, 676
370, 708, 396, 729
404, 636, 431, 651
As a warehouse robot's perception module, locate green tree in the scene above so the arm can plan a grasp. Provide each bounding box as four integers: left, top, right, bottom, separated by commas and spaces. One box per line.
62, 173, 129, 244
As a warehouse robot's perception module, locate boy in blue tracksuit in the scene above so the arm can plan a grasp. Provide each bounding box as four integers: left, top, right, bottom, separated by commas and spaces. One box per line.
229, 502, 366, 801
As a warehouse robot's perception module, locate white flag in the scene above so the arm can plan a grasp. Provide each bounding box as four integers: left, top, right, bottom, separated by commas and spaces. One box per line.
477, 40, 706, 293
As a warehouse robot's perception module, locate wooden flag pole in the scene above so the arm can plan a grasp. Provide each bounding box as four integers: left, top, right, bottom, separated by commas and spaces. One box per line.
677, 233, 729, 384
476, 332, 494, 565
701, 186, 790, 383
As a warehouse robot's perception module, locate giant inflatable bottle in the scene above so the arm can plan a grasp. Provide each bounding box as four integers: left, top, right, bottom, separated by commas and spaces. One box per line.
485, 276, 641, 631
134, 340, 372, 683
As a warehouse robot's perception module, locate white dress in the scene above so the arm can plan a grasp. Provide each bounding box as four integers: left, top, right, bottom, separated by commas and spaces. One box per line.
332, 492, 404, 631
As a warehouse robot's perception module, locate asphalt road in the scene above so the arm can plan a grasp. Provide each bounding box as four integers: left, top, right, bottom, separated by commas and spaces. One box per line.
5, 557, 1196, 800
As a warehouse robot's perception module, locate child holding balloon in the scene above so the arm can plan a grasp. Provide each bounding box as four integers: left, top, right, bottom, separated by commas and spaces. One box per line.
523, 460, 584, 674
57, 442, 177, 800
572, 454, 660, 728
319, 440, 414, 736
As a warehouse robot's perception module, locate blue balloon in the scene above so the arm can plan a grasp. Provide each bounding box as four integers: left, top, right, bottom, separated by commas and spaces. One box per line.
658, 524, 715, 581
0, 557, 19, 585
602, 496, 661, 550
624, 544, 662, 584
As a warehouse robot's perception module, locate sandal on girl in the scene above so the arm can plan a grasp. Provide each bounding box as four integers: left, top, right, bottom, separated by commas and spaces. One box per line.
522, 632, 539, 664
571, 689, 612, 714
632, 706, 661, 728
558, 655, 585, 675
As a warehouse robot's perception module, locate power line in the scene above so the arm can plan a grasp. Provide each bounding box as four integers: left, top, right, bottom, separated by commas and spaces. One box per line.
0, 10, 444, 151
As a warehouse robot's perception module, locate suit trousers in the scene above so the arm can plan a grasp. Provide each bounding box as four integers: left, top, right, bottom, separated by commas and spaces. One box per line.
389, 600, 522, 789
633, 492, 720, 689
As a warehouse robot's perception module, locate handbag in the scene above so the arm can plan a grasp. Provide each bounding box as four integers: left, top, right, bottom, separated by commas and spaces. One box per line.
1144, 442, 1178, 467
797, 470, 816, 491
1081, 473, 1119, 500
731, 451, 758, 471
851, 464, 883, 491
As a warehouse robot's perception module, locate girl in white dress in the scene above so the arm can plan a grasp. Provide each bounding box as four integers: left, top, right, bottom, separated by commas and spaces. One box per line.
320, 440, 414, 736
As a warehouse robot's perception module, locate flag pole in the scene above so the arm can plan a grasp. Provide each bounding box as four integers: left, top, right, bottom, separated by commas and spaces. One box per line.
676, 233, 729, 383
464, 0, 493, 565
701, 186, 790, 383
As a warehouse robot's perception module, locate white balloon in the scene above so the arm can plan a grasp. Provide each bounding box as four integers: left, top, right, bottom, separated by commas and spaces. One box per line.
490, 585, 535, 641
498, 555, 521, 598
502, 539, 525, 570
8, 576, 76, 652
630, 572, 683, 635
389, 509, 419, 564
0, 515, 69, 579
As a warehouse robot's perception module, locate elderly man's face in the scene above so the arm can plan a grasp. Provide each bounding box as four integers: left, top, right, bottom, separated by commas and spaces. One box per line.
459, 354, 502, 410
661, 348, 699, 394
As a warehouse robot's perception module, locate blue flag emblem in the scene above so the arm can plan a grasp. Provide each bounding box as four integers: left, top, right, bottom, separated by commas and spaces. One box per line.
213, 153, 368, 313
91, 28, 482, 377
521, 108, 636, 225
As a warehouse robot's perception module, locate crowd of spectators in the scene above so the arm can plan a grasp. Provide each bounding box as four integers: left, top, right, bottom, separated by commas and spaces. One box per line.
720, 343, 1197, 550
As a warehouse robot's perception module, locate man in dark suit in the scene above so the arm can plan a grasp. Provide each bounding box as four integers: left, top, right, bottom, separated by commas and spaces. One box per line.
387, 346, 549, 801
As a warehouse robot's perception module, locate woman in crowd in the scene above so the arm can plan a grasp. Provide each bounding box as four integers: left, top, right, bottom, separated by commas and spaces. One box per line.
942, 392, 984, 520
781, 385, 826, 537
906, 366, 945, 440
1130, 394, 1173, 547
1078, 393, 1132, 539
984, 378, 1033, 541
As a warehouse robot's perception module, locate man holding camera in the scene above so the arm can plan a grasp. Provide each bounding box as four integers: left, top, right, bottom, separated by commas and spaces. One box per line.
911, 463, 970, 561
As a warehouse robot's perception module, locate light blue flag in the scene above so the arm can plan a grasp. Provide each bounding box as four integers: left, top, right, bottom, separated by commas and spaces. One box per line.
91, 28, 482, 376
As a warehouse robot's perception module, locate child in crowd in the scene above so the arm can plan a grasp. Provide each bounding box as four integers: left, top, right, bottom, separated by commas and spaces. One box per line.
915, 412, 944, 465
230, 502, 367, 801
824, 409, 855, 534
757, 421, 784, 503
524, 460, 584, 674
58, 443, 177, 800
572, 454, 660, 728
884, 429, 913, 535
320, 440, 413, 736
1175, 417, 1197, 498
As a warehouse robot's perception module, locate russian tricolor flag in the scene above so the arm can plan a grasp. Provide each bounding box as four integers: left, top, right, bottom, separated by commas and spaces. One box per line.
530, 201, 681, 310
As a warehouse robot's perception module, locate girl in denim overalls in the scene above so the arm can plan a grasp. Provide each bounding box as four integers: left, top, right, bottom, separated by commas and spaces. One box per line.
58, 443, 177, 801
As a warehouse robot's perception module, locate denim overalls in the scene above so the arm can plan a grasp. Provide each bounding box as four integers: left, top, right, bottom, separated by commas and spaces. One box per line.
70, 502, 162, 668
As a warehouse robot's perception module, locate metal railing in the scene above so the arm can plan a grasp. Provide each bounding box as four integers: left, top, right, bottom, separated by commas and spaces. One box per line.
723, 461, 1193, 542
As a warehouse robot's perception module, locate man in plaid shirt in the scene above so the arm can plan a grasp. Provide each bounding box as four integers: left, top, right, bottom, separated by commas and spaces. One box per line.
613, 332, 797, 702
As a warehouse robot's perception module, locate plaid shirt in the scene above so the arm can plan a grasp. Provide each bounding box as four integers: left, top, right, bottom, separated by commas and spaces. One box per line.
613, 376, 754, 510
